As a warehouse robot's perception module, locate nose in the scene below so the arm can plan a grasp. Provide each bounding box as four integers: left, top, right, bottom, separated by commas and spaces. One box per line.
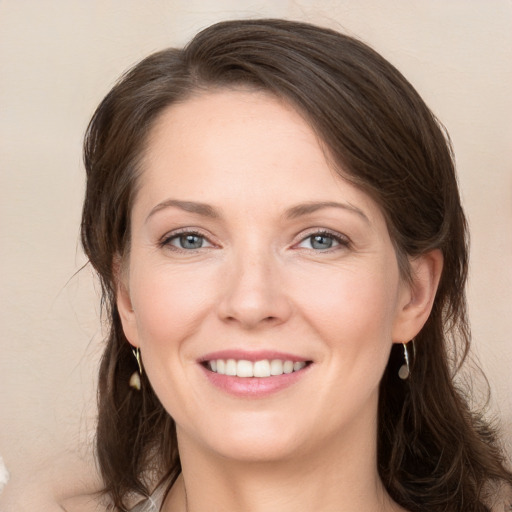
217, 248, 292, 330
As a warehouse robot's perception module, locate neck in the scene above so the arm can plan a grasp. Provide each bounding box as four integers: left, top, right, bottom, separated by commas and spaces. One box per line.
163, 413, 403, 512
175, 459, 391, 512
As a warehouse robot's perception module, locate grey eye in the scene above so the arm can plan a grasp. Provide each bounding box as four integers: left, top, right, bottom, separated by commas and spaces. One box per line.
177, 234, 205, 249
161, 230, 214, 251
297, 232, 346, 251
309, 234, 335, 250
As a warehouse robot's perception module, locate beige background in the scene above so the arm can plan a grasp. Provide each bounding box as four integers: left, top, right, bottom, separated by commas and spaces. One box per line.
1, 0, 511, 503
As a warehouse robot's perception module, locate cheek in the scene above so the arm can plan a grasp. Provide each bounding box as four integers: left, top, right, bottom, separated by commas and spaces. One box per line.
129, 262, 219, 349
127, 262, 220, 421
290, 263, 401, 419
292, 262, 401, 344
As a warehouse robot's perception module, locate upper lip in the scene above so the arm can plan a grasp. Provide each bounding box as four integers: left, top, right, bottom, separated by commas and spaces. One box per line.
198, 350, 310, 363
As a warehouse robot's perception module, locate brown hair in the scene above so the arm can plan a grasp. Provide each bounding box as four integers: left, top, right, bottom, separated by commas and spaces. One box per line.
81, 18, 512, 511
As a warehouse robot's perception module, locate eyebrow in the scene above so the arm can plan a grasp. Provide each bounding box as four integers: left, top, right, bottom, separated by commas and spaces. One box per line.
285, 201, 370, 223
146, 199, 220, 223
146, 199, 369, 224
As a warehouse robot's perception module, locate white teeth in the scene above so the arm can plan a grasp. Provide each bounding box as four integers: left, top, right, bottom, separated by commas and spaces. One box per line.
293, 361, 306, 371
236, 360, 253, 377
225, 359, 237, 376
283, 360, 294, 374
207, 358, 308, 378
270, 359, 283, 375
253, 360, 271, 377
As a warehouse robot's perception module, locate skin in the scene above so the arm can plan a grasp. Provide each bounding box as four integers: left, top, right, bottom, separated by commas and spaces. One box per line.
117, 89, 443, 512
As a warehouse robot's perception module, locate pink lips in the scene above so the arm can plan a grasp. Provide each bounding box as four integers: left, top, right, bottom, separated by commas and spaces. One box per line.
198, 350, 312, 398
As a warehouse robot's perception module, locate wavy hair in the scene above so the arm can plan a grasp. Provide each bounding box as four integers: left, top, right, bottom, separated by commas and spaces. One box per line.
81, 18, 512, 511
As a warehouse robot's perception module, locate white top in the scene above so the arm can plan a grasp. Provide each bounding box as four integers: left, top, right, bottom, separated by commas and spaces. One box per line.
129, 484, 167, 512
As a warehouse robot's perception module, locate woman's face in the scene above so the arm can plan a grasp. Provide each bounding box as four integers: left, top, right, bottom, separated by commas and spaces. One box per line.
118, 89, 417, 463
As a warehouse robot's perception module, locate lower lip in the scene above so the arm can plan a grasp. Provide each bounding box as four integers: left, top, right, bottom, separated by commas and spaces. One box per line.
200, 364, 311, 398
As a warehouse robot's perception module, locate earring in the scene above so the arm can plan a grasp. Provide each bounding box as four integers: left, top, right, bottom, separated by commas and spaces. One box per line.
129, 347, 142, 390
398, 341, 415, 380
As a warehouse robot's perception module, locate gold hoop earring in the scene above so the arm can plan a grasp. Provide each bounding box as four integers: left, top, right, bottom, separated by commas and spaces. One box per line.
129, 347, 142, 390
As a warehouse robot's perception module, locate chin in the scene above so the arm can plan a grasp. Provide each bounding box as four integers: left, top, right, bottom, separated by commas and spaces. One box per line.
183, 413, 310, 464
212, 435, 302, 463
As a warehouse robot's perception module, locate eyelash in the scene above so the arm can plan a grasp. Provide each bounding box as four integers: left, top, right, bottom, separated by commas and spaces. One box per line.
158, 228, 351, 253
158, 229, 214, 252
295, 229, 351, 252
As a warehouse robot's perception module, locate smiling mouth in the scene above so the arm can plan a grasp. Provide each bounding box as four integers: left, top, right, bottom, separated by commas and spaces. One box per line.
203, 359, 312, 378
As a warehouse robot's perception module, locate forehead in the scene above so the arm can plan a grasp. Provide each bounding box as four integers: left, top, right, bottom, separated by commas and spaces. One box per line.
135, 89, 383, 224
145, 88, 323, 169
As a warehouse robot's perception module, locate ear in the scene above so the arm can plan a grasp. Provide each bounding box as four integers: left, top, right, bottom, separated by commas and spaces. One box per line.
392, 249, 443, 343
113, 254, 140, 348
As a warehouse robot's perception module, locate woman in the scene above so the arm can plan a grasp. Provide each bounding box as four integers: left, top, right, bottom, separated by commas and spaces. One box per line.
81, 19, 512, 511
